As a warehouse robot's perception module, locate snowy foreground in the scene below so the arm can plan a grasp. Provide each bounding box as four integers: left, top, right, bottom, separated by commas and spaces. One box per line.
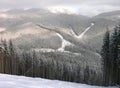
0, 74, 118, 88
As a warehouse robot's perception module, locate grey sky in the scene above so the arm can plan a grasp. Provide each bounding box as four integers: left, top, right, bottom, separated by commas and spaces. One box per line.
0, 0, 120, 16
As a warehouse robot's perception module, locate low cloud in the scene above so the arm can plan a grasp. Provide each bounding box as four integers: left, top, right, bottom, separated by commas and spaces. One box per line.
0, 0, 120, 16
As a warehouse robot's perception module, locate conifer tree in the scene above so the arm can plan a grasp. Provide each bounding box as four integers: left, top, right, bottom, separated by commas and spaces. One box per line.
101, 29, 110, 86
110, 26, 119, 85
9, 40, 19, 75
115, 25, 120, 85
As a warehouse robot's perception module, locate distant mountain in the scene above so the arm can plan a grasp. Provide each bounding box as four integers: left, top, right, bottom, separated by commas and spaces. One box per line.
0, 8, 120, 52
94, 10, 120, 21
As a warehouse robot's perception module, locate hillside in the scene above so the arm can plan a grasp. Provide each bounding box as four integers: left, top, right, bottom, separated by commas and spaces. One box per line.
0, 9, 119, 51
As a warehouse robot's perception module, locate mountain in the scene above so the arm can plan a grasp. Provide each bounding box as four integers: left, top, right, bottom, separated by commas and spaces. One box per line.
0, 8, 90, 49
0, 8, 120, 77
86, 10, 120, 49
94, 10, 120, 21
0, 8, 120, 56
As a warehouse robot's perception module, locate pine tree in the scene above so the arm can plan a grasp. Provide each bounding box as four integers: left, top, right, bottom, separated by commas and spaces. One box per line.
2, 39, 11, 74
101, 29, 110, 86
116, 25, 120, 85
9, 40, 19, 75
0, 41, 4, 73
110, 26, 119, 85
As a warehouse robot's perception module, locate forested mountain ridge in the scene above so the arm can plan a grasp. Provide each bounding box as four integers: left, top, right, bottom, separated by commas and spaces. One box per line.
0, 8, 120, 86
0, 9, 119, 51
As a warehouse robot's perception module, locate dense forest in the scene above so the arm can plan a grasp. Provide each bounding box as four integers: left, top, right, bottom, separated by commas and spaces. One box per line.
101, 25, 120, 86
0, 25, 120, 86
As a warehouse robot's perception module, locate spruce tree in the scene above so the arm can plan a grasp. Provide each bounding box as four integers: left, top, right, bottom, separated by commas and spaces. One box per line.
116, 25, 120, 85
110, 26, 119, 85
101, 29, 110, 86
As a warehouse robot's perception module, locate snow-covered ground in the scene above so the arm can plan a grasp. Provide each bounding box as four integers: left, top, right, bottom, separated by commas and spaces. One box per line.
70, 22, 94, 39
0, 74, 118, 88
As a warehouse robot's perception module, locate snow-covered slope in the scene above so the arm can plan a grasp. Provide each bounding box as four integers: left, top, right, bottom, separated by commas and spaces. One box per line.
0, 74, 118, 88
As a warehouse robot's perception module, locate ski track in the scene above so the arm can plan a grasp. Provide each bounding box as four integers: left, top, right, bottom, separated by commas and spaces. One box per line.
70, 23, 94, 39
56, 33, 73, 52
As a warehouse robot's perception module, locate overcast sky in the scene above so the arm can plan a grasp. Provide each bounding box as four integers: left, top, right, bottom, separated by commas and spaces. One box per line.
0, 0, 120, 16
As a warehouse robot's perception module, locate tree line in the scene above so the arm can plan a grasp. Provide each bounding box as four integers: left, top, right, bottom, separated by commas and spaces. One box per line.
0, 39, 102, 86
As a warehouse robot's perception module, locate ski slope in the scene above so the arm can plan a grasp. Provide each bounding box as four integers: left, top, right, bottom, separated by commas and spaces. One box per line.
70, 23, 94, 39
56, 33, 73, 51
0, 74, 118, 88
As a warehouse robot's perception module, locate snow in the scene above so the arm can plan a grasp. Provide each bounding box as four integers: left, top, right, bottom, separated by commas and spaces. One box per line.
77, 23, 94, 39
0, 9, 10, 12
0, 14, 8, 18
48, 6, 77, 15
56, 33, 73, 51
95, 52, 102, 58
70, 23, 94, 39
0, 74, 118, 88
24, 8, 31, 11
0, 27, 6, 32
0, 13, 15, 19
70, 26, 79, 38
31, 48, 81, 56
31, 48, 56, 52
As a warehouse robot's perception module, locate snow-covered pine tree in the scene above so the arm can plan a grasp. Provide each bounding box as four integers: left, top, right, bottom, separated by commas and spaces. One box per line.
101, 29, 110, 86
116, 25, 120, 85
110, 26, 119, 85
0, 39, 5, 73
9, 40, 19, 75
